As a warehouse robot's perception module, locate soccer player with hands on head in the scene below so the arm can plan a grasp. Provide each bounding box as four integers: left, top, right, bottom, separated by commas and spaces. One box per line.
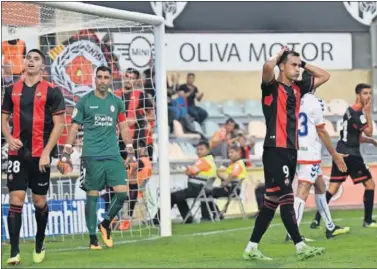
243, 45, 330, 261
61, 65, 134, 250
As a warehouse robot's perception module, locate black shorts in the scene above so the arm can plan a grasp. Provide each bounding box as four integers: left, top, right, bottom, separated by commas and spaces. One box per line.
330, 155, 371, 185
263, 147, 297, 196
6, 156, 51, 195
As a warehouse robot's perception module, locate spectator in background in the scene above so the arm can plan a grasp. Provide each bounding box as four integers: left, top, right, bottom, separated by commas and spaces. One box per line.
115, 68, 154, 158
210, 118, 236, 158
239, 133, 254, 167
2, 39, 26, 83
178, 73, 208, 124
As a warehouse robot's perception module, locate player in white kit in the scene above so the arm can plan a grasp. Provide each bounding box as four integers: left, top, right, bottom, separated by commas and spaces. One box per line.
287, 72, 350, 240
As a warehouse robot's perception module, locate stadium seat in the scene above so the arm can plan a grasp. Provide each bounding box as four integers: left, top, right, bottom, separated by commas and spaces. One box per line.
203, 121, 220, 138
335, 119, 343, 135
222, 100, 244, 117
322, 102, 333, 116
250, 141, 264, 160
199, 100, 223, 117
244, 100, 263, 116
235, 121, 245, 131
328, 99, 349, 116
193, 121, 205, 133
248, 120, 266, 138
324, 120, 337, 137
173, 120, 201, 139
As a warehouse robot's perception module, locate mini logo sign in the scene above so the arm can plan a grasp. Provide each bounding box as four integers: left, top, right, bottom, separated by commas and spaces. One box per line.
36, 91, 42, 99
110, 105, 115, 112
150, 1, 187, 28
343, 1, 377, 26
124, 36, 153, 69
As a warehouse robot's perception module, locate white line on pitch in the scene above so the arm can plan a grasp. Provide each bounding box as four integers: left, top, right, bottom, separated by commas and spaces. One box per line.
47, 216, 370, 254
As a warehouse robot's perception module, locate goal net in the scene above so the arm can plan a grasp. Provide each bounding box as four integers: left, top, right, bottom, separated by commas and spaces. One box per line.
1, 2, 171, 247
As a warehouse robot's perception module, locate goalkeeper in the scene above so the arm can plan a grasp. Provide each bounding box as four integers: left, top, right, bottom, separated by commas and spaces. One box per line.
61, 66, 134, 249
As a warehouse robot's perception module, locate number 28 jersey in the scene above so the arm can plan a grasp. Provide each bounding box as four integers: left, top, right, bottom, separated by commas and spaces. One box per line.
336, 105, 367, 156
297, 93, 325, 164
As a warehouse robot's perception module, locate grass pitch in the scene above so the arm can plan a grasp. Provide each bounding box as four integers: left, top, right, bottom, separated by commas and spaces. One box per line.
2, 209, 377, 268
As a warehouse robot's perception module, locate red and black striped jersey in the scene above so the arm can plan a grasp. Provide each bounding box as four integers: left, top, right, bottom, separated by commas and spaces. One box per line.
1, 80, 65, 157
336, 104, 367, 156
261, 76, 314, 149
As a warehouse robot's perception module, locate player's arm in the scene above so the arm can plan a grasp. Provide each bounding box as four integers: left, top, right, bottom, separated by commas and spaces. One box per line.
362, 100, 373, 137
43, 87, 66, 155
262, 46, 288, 84
117, 99, 134, 158
64, 98, 85, 153
118, 118, 134, 153
360, 136, 377, 146
1, 86, 23, 151
313, 101, 347, 172
301, 63, 330, 90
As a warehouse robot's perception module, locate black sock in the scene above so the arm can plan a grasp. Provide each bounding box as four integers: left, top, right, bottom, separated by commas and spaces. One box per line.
279, 194, 302, 245
129, 184, 138, 218
315, 191, 333, 223
8, 204, 23, 257
35, 204, 49, 253
364, 189, 374, 223
250, 199, 278, 243
90, 234, 98, 245
101, 219, 111, 230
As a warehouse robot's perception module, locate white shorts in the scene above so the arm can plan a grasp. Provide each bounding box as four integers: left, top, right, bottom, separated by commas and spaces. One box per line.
296, 163, 322, 184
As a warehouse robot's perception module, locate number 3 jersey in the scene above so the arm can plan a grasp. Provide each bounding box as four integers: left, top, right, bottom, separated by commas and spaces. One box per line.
336, 104, 367, 156
297, 93, 325, 164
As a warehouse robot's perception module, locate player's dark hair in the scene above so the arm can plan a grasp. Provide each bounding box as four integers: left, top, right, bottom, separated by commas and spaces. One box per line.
126, 67, 140, 79
355, 83, 371, 94
277, 50, 300, 66
96, 65, 112, 75
187, 73, 195, 77
226, 118, 236, 125
27, 49, 45, 63
196, 140, 210, 149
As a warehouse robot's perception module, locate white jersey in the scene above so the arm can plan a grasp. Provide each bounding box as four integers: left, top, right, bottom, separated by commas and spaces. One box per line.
297, 93, 325, 164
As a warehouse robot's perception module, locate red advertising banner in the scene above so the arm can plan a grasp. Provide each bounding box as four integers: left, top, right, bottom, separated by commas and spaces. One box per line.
305, 165, 377, 208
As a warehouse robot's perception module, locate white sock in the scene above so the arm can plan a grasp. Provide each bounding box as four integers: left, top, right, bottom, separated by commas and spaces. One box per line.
245, 241, 258, 252
294, 197, 306, 227
316, 193, 335, 231
295, 241, 307, 251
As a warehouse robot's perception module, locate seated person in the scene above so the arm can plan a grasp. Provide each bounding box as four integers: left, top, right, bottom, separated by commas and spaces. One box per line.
204, 143, 248, 219
153, 140, 217, 224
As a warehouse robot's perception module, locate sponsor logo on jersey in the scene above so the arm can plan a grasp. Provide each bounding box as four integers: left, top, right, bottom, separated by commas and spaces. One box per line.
150, 1, 188, 28
343, 1, 377, 26
94, 114, 113, 127
72, 108, 78, 118
360, 114, 367, 124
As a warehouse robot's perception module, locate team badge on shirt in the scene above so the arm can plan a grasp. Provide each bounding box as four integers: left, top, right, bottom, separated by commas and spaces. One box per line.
110, 105, 115, 112
72, 108, 78, 118
36, 91, 42, 99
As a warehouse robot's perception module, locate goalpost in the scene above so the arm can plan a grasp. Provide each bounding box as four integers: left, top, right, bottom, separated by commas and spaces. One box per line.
1, 1, 172, 242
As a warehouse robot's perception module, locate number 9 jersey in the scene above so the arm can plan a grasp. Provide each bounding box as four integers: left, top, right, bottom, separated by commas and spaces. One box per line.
297, 93, 325, 164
